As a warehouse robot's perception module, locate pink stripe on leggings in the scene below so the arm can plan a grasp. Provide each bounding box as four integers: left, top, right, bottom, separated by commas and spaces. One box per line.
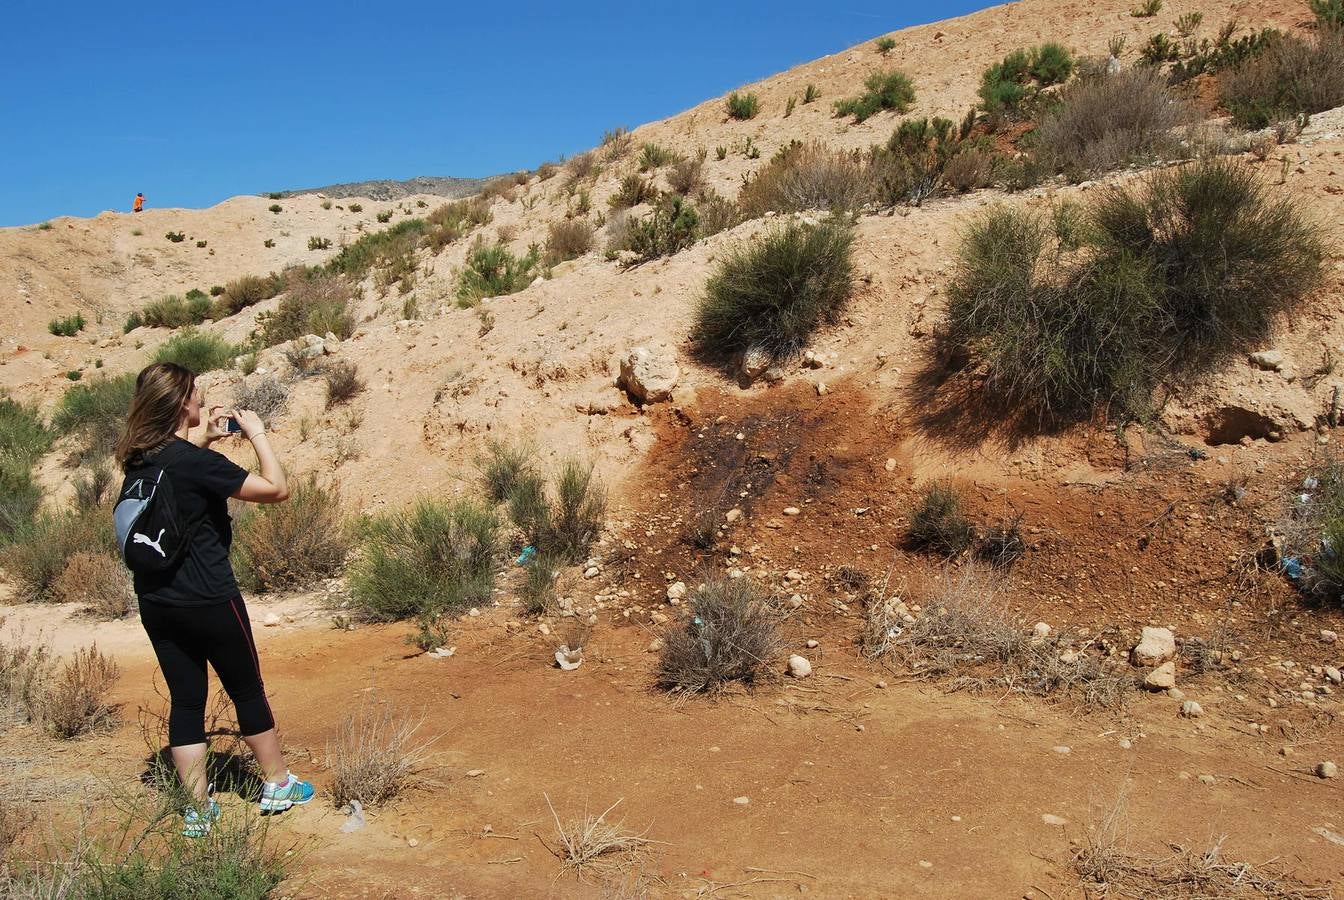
229, 596, 275, 730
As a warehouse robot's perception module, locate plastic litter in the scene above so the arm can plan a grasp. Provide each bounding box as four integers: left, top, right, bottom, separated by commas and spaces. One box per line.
516, 545, 536, 565
1304, 477, 1320, 490
1282, 556, 1304, 580
341, 800, 366, 833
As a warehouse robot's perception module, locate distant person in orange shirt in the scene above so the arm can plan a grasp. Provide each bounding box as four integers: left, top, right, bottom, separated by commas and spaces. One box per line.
133, 193, 145, 213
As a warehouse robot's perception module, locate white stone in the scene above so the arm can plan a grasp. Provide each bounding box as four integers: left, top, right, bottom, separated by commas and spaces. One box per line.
1249, 349, 1285, 371
733, 796, 750, 805
725, 508, 742, 523
1041, 814, 1068, 827
666, 581, 687, 601
617, 346, 679, 404
262, 612, 282, 627
1326, 667, 1342, 684
1317, 761, 1339, 779
583, 566, 600, 579
1131, 627, 1177, 667
806, 639, 819, 649
783, 507, 801, 516
1322, 630, 1338, 644
466, 769, 486, 777
741, 346, 772, 380
1033, 622, 1051, 639
1144, 661, 1177, 690
1180, 700, 1205, 718
787, 655, 813, 678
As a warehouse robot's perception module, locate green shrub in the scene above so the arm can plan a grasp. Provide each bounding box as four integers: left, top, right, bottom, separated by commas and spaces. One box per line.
477, 439, 536, 504
737, 141, 871, 219
608, 173, 659, 210
834, 70, 916, 122
267, 192, 283, 200
1033, 66, 1190, 179
268, 204, 282, 214
506, 459, 606, 563
1168, 25, 1280, 83
152, 329, 238, 374
803, 83, 820, 104
308, 236, 332, 250
48, 313, 85, 337
1312, 0, 1344, 27
656, 576, 781, 693
693, 219, 854, 365
601, 126, 633, 160
906, 482, 976, 556
376, 211, 393, 224
638, 143, 678, 172
667, 156, 704, 196
0, 465, 42, 546
233, 477, 348, 593
257, 274, 355, 346
519, 551, 564, 615
870, 117, 972, 206
726, 91, 760, 120
620, 195, 700, 263
165, 231, 185, 243
52, 373, 136, 459
123, 311, 144, 333
214, 274, 283, 317
0, 396, 51, 469
141, 292, 213, 328
455, 239, 541, 305
1029, 42, 1075, 84
1219, 27, 1344, 128
348, 202, 363, 213
1131, 0, 1161, 15
325, 219, 426, 280
876, 37, 896, 53
945, 160, 1324, 421
209, 285, 225, 296
349, 498, 500, 621
0, 511, 114, 602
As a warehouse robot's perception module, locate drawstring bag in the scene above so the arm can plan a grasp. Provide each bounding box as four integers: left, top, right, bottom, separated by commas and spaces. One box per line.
113, 443, 196, 574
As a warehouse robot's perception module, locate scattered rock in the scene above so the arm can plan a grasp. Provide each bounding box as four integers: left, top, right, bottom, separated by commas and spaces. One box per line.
876, 680, 887, 689
647, 637, 664, 653
1041, 814, 1068, 827
787, 655, 813, 678
426, 646, 456, 658
884, 458, 897, 472
1131, 627, 1176, 667
1322, 630, 1338, 644
1318, 761, 1339, 779
1167, 687, 1186, 702
740, 346, 772, 381
814, 382, 828, 396
1249, 349, 1285, 371
725, 508, 742, 523
1198, 774, 1217, 785
262, 613, 282, 627
783, 506, 801, 516
468, 607, 480, 617
1144, 661, 1177, 691
617, 346, 679, 404
1119, 739, 1132, 750
537, 622, 551, 636
666, 581, 687, 601
733, 796, 751, 805
802, 350, 825, 369
805, 639, 819, 649
583, 566, 600, 579
1326, 667, 1342, 684
1033, 622, 1051, 639
1180, 700, 1205, 718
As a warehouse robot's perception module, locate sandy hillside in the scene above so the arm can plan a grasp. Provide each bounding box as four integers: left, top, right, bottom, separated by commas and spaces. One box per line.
3, 0, 1344, 895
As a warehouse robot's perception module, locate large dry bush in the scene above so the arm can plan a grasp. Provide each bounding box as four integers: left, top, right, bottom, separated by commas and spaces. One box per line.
692, 219, 854, 366
656, 576, 782, 694
869, 565, 1134, 708
545, 219, 595, 263
40, 646, 119, 739
324, 360, 365, 409
328, 701, 432, 808
1220, 26, 1344, 128
945, 159, 1323, 422
214, 274, 282, 318
232, 377, 290, 424
737, 142, 871, 219
232, 477, 348, 593
0, 512, 114, 603
1033, 67, 1193, 179
0, 622, 53, 726
51, 551, 133, 619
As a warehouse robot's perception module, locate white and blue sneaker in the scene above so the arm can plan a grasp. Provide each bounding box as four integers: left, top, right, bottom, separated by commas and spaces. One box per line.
260, 772, 315, 814
182, 799, 221, 838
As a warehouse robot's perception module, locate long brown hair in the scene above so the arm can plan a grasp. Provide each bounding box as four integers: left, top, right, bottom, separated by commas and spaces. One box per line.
114, 362, 196, 469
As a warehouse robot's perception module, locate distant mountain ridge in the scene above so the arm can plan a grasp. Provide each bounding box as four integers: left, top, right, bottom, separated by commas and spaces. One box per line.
274, 174, 499, 201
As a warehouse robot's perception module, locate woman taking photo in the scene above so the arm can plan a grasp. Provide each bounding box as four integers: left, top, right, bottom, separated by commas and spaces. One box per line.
114, 361, 314, 837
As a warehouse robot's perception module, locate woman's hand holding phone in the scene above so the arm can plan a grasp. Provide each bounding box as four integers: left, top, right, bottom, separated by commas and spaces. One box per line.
231, 409, 266, 440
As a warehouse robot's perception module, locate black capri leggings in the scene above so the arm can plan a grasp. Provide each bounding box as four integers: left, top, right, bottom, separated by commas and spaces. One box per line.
139, 597, 276, 746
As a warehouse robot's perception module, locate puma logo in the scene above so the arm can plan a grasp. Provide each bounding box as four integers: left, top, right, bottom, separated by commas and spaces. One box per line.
133, 529, 167, 558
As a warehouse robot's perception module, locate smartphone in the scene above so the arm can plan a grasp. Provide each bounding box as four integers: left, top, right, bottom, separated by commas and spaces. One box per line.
226, 416, 242, 434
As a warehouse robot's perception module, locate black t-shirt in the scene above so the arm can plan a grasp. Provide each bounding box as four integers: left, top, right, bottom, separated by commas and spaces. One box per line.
133, 438, 249, 607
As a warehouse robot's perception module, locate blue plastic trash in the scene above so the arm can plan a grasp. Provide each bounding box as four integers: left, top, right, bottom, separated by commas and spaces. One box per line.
515, 545, 536, 565
1282, 556, 1304, 581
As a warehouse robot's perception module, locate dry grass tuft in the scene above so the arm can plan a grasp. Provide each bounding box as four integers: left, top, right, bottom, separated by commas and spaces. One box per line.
1075, 798, 1331, 898
656, 576, 782, 694
40, 645, 119, 739
51, 551, 133, 619
866, 565, 1134, 708
324, 360, 366, 409
328, 701, 433, 808
545, 795, 657, 880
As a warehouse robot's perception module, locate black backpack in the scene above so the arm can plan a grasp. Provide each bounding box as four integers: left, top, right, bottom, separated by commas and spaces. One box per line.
113, 442, 196, 574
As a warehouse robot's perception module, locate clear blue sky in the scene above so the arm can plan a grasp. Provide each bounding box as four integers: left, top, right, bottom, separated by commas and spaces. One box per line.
2, 0, 996, 226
